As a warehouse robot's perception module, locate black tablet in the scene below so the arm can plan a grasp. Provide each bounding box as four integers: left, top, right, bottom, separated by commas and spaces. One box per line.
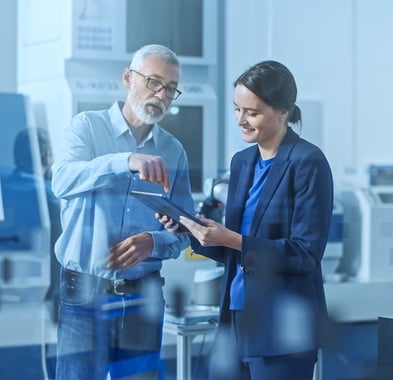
130, 190, 205, 231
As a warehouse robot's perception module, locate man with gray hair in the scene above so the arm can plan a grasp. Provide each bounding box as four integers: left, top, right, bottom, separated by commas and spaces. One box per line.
52, 44, 193, 379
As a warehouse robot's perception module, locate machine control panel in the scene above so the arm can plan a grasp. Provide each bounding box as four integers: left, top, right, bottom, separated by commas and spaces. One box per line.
369, 165, 393, 186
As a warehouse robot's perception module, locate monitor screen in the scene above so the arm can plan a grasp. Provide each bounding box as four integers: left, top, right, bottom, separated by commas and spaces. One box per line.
0, 173, 45, 250
0, 128, 49, 251
126, 0, 203, 57
159, 105, 203, 193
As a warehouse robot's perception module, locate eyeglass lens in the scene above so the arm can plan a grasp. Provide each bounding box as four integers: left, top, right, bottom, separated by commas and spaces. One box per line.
146, 78, 179, 99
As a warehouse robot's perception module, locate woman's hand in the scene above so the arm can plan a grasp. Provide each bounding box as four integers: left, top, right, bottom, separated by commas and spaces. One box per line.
179, 215, 242, 250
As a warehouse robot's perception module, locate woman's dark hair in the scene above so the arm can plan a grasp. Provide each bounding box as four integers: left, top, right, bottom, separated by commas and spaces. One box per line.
234, 60, 301, 125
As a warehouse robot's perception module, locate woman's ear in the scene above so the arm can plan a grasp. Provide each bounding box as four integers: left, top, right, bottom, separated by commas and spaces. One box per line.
278, 110, 289, 122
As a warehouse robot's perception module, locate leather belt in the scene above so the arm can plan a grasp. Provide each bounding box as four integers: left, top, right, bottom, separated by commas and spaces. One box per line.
62, 268, 165, 295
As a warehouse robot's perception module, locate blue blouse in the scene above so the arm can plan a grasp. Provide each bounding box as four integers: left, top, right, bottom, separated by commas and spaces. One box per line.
230, 156, 274, 310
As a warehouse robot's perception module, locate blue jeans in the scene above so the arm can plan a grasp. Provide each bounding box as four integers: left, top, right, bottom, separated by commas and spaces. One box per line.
55, 269, 165, 380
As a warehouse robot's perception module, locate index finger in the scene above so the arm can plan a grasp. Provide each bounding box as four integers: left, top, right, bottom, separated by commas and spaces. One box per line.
179, 216, 200, 229
162, 171, 170, 193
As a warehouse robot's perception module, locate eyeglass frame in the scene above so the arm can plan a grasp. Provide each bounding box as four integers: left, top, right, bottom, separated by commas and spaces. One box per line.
129, 69, 182, 100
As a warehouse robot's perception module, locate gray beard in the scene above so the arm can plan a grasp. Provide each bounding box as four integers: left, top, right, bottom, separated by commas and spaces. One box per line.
127, 87, 167, 125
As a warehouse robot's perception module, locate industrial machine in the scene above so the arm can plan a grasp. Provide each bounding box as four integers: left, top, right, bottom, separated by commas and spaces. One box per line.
339, 165, 393, 282
196, 173, 229, 223
18, 0, 220, 197
322, 200, 345, 281
0, 93, 50, 303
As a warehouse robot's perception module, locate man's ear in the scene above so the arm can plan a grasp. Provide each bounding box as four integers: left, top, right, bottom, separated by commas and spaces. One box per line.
122, 67, 132, 89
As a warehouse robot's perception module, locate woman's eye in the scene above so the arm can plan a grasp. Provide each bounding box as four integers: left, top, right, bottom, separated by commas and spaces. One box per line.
247, 112, 257, 117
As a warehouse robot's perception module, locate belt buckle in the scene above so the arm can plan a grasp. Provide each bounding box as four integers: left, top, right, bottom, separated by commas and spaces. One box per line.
113, 279, 125, 295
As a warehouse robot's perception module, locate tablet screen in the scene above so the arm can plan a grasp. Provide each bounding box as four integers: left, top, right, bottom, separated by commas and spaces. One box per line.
130, 191, 204, 231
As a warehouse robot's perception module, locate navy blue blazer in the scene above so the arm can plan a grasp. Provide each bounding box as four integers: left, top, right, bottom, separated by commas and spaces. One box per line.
192, 127, 333, 357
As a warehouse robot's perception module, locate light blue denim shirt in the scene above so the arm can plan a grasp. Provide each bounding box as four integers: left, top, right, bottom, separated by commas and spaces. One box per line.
51, 102, 193, 280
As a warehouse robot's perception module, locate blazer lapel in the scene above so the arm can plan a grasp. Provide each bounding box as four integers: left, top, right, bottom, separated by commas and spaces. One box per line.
226, 147, 258, 232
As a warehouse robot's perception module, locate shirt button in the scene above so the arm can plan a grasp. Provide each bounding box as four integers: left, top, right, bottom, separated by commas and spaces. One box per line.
126, 208, 130, 212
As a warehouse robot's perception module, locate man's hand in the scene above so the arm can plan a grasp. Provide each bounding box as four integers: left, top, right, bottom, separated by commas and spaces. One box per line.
156, 213, 181, 233
128, 153, 170, 192
107, 233, 154, 269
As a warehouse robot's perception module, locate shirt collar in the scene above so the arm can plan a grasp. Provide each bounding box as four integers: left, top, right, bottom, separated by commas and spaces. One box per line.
109, 101, 159, 147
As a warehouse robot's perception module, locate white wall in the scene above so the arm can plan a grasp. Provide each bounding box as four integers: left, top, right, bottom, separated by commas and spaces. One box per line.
0, 0, 17, 92
225, 0, 393, 190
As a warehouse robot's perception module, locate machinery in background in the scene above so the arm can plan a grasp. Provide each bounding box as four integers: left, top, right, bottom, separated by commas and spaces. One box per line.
322, 200, 345, 281
193, 266, 224, 306
196, 173, 229, 223
191, 175, 228, 306
18, 0, 220, 197
0, 93, 51, 303
338, 165, 393, 282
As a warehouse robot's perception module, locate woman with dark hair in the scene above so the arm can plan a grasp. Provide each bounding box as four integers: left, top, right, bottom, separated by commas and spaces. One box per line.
161, 60, 333, 379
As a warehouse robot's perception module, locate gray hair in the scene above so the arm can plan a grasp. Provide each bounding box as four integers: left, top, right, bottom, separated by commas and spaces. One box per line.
129, 44, 180, 72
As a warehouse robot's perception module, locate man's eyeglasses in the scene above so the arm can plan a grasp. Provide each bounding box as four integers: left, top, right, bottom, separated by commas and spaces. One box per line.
129, 69, 182, 100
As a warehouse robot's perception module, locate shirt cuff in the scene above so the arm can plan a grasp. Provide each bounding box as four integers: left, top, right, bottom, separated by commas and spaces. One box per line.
111, 152, 133, 175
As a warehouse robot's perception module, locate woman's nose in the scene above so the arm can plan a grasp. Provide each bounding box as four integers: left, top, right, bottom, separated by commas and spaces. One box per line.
237, 114, 246, 126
